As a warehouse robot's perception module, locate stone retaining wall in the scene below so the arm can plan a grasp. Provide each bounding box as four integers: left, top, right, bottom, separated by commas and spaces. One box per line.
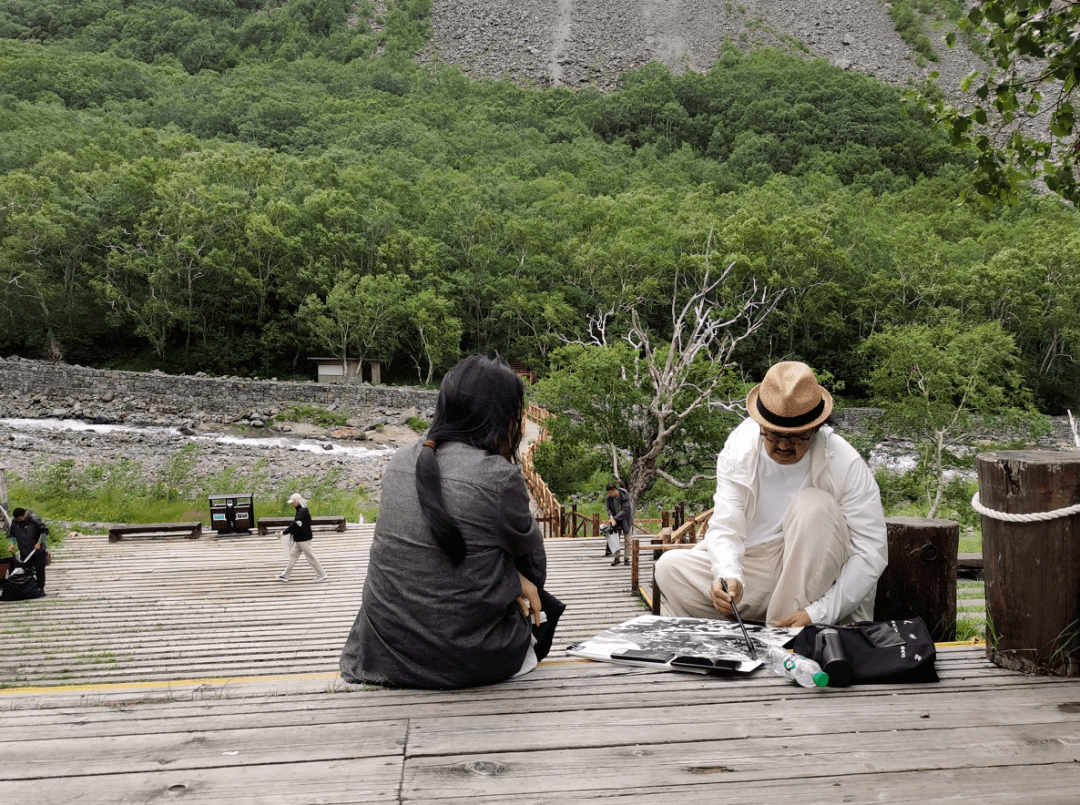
1, 356, 1074, 447
833, 405, 1077, 450
0, 357, 438, 427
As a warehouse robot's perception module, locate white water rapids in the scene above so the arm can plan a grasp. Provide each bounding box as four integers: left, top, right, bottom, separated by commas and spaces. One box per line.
0, 417, 394, 459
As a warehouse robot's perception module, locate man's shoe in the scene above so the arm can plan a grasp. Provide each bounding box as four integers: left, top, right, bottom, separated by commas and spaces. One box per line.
275, 574, 289, 582
611, 557, 620, 566
313, 575, 329, 582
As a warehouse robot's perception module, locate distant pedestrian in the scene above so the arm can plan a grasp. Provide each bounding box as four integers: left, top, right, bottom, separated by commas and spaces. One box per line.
7, 507, 49, 593
605, 483, 633, 566
276, 494, 328, 582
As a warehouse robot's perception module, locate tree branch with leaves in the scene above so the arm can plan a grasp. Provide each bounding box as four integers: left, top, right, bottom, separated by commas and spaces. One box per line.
928, 0, 1080, 204
862, 320, 1048, 518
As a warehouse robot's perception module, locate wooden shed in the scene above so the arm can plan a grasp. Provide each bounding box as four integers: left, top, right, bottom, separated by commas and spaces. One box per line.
307, 357, 382, 385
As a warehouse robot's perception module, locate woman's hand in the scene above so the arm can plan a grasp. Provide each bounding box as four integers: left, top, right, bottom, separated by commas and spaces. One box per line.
517, 572, 542, 627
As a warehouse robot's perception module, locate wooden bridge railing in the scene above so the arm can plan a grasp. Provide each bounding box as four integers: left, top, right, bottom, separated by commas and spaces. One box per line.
631, 507, 715, 610
521, 405, 565, 538
521, 405, 701, 546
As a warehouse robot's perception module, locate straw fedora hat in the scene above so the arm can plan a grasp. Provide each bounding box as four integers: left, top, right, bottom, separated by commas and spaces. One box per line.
746, 361, 833, 433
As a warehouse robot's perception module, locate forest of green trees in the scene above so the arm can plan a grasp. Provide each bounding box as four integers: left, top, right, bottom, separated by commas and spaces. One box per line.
1, 0, 1077, 509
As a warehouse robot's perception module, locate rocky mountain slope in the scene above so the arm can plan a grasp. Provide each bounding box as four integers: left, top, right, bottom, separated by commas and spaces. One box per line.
420, 0, 983, 102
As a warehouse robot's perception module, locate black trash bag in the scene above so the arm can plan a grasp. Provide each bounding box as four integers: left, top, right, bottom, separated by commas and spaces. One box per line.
792, 616, 939, 685
1, 567, 43, 601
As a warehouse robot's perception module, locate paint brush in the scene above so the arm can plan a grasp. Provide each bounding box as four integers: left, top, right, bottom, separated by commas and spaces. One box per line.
721, 578, 758, 660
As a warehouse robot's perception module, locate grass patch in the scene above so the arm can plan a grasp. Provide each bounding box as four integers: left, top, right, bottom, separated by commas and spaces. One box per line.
955, 618, 986, 642
270, 404, 349, 429
888, 0, 939, 63
8, 448, 379, 529
957, 581, 984, 600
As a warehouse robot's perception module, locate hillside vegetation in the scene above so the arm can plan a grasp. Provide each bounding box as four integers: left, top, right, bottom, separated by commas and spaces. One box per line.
0, 0, 1078, 423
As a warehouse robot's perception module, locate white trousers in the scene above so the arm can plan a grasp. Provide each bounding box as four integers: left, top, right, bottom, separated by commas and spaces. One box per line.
653, 487, 857, 623
283, 541, 326, 579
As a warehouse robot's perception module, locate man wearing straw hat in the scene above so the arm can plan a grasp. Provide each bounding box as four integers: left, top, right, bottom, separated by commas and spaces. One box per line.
654, 361, 887, 627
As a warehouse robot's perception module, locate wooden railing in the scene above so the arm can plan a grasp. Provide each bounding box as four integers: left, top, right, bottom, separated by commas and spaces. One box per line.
522, 405, 605, 539
630, 507, 715, 599
521, 441, 563, 539
526, 402, 552, 430
521, 406, 702, 546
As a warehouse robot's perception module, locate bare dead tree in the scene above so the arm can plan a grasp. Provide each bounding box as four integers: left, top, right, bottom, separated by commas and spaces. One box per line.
624, 250, 780, 501
564, 232, 782, 503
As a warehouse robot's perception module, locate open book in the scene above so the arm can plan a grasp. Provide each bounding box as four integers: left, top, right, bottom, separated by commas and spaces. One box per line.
568, 614, 801, 675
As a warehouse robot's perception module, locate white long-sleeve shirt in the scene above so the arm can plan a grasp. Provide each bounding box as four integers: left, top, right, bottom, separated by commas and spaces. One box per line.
703, 418, 888, 624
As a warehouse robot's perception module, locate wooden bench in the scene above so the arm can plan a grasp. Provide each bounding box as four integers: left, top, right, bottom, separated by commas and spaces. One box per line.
256, 515, 347, 536
108, 522, 202, 543
957, 552, 983, 580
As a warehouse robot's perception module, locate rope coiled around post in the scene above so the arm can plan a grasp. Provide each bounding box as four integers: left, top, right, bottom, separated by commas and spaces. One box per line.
970, 492, 1080, 523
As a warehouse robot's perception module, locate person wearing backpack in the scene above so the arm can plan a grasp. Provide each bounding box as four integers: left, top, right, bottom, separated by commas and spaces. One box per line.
7, 507, 49, 594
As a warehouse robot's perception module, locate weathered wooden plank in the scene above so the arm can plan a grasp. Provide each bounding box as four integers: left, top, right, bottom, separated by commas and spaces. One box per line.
400, 721, 1080, 799
0, 758, 401, 804
404, 684, 1080, 756
410, 763, 1080, 805
2, 719, 407, 779
0, 648, 1042, 711
13, 672, 1069, 743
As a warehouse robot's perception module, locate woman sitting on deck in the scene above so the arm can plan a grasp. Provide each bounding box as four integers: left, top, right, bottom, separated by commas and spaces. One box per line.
340, 355, 564, 689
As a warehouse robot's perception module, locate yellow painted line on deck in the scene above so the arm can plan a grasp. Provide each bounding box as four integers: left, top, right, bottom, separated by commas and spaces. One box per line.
937, 638, 985, 648
0, 672, 344, 695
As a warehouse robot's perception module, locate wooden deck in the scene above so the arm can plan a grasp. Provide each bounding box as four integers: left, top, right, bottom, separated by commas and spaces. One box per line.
1, 527, 1078, 803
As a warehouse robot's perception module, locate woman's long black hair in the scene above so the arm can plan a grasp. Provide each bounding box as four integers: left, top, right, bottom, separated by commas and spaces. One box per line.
415, 355, 526, 564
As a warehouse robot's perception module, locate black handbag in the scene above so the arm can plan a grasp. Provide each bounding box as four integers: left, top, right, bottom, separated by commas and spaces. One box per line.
792, 616, 939, 687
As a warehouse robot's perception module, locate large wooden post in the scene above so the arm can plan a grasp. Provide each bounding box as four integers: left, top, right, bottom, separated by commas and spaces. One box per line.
977, 450, 1080, 676
874, 517, 959, 642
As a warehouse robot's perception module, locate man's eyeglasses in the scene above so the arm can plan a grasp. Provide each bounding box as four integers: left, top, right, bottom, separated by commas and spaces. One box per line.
761, 430, 814, 445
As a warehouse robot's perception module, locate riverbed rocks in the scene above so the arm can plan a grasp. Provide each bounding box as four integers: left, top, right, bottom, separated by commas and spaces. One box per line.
0, 359, 437, 506
0, 417, 424, 507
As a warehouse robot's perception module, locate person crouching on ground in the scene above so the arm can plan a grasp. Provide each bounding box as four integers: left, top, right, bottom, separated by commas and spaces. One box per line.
340, 354, 565, 689
7, 507, 49, 594
654, 361, 888, 627
276, 493, 328, 582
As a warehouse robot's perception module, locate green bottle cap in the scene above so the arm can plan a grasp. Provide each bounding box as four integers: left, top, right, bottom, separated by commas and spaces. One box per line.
812, 671, 829, 687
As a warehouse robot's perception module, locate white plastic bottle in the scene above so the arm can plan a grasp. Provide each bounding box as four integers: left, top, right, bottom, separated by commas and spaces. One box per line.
763, 645, 829, 688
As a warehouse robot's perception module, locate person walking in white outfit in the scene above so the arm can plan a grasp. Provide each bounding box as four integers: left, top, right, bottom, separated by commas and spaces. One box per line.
654, 361, 888, 627
276, 493, 328, 582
